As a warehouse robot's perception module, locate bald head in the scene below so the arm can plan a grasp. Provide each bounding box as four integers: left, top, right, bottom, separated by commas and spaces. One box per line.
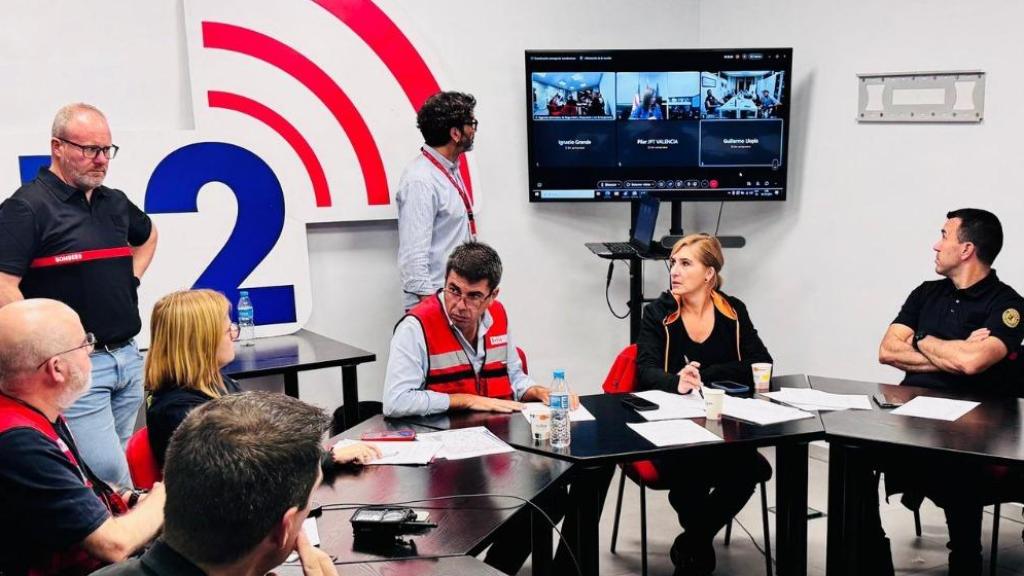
0, 299, 84, 393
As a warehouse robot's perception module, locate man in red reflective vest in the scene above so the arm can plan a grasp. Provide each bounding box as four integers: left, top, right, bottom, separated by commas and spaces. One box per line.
0, 299, 165, 575
383, 241, 584, 575
384, 241, 577, 418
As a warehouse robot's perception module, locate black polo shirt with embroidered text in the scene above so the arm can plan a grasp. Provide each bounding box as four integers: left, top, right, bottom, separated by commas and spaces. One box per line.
892, 270, 1024, 395
0, 167, 151, 344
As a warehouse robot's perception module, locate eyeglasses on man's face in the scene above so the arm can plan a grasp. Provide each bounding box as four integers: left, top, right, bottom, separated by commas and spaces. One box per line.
56, 137, 120, 160
463, 118, 479, 129
445, 284, 492, 306
37, 332, 96, 369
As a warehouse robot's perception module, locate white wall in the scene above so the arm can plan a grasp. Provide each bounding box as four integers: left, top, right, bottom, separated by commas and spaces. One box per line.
0, 0, 700, 411
4, 0, 1021, 412
302, 0, 702, 407
697, 0, 1024, 386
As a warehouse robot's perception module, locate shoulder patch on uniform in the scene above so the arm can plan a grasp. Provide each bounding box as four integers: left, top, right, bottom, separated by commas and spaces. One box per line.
1002, 308, 1020, 328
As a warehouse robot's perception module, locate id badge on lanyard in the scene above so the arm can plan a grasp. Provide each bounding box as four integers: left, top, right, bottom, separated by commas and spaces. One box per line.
421, 148, 477, 240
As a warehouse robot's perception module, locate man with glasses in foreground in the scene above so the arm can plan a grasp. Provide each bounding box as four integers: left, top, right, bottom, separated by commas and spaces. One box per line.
0, 103, 158, 487
0, 299, 165, 575
396, 90, 479, 310
383, 241, 585, 575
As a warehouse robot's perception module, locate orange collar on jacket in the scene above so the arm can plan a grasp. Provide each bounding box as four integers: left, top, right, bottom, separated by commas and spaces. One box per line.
663, 290, 738, 325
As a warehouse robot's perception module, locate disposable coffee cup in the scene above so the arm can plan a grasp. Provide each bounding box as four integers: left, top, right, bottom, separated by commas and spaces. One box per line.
752, 363, 773, 392
529, 407, 552, 441
704, 388, 725, 420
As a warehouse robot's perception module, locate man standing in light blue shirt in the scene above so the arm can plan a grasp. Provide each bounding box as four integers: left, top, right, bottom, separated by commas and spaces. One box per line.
396, 91, 479, 310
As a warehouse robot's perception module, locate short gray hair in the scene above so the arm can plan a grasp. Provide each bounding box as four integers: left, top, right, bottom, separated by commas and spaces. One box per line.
51, 103, 107, 138
0, 331, 65, 394
0, 300, 78, 394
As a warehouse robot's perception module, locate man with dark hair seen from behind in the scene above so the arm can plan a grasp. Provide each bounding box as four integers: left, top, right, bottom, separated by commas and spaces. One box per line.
0, 299, 164, 575
0, 103, 159, 486
397, 91, 479, 310
93, 391, 338, 576
874, 208, 1024, 576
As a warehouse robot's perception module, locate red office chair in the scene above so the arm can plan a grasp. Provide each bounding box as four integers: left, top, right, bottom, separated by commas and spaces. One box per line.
602, 344, 773, 576
126, 426, 162, 489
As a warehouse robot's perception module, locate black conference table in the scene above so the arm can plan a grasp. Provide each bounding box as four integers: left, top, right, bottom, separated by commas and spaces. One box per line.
223, 328, 376, 428
311, 415, 572, 570
399, 374, 825, 576
272, 555, 506, 575
809, 375, 1024, 576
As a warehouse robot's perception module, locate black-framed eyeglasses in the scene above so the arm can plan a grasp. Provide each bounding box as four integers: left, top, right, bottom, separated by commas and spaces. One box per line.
37, 333, 96, 369
227, 322, 240, 342
445, 285, 492, 306
463, 119, 479, 129
56, 137, 119, 160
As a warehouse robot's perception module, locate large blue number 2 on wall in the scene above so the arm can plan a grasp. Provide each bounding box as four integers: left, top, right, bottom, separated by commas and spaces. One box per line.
145, 142, 296, 325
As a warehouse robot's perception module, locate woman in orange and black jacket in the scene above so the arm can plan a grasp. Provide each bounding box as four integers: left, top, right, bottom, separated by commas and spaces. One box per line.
636, 233, 773, 576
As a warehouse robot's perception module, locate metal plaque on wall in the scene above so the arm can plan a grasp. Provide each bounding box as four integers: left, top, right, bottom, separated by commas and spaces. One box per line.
857, 70, 985, 123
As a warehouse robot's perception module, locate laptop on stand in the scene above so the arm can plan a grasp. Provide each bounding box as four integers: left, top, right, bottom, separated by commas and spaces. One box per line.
586, 195, 661, 257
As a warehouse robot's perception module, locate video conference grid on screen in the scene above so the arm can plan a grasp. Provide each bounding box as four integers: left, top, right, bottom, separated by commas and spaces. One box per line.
527, 49, 792, 202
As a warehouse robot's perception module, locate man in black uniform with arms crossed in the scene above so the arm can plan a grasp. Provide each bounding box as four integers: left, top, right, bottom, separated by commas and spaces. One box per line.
877, 208, 1024, 576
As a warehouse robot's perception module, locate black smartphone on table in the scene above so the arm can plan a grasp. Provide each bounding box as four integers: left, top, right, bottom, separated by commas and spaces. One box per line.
620, 393, 659, 411
872, 393, 904, 409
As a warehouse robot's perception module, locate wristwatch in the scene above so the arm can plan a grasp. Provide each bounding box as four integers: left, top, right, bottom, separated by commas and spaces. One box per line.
912, 330, 927, 352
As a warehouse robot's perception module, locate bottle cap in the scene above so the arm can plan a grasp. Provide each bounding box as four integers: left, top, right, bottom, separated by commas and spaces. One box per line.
553, 369, 565, 379
239, 290, 249, 297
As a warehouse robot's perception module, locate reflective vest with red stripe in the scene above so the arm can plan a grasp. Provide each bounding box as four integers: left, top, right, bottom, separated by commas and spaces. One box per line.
0, 394, 127, 576
404, 295, 513, 399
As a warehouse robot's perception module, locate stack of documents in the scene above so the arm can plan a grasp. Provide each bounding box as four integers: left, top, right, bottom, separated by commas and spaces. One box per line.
891, 396, 980, 421
627, 419, 723, 447
331, 438, 441, 466
760, 387, 872, 411
520, 402, 596, 422
632, 389, 706, 421
417, 426, 516, 460
722, 396, 815, 425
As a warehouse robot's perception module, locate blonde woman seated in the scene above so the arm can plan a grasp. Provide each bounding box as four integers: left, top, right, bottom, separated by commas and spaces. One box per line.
145, 289, 379, 468
635, 234, 773, 576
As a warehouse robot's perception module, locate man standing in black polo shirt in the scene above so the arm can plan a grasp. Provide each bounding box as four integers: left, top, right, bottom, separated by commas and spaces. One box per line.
878, 208, 1024, 576
0, 103, 158, 487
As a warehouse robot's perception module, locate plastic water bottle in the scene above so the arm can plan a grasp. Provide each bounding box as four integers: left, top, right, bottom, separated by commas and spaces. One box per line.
550, 369, 571, 448
237, 291, 255, 347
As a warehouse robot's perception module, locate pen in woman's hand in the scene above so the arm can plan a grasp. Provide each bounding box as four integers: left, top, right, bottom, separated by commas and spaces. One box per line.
684, 355, 704, 399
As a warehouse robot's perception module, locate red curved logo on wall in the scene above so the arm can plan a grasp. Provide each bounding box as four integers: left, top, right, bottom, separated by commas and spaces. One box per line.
200, 0, 474, 210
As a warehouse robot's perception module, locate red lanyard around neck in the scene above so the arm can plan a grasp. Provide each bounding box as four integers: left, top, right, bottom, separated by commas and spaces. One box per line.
421, 148, 477, 239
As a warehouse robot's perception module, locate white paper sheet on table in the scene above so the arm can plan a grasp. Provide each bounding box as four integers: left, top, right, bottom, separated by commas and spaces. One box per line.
417, 426, 516, 460
627, 419, 722, 447
282, 519, 321, 565
891, 396, 980, 421
721, 396, 815, 425
331, 438, 441, 465
761, 387, 872, 411
303, 517, 320, 546
632, 389, 706, 421
520, 402, 595, 422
